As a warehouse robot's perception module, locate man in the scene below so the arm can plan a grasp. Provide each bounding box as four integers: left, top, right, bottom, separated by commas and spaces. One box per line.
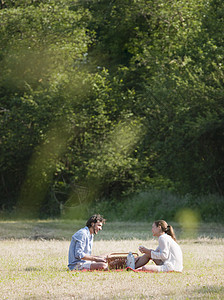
68, 214, 108, 271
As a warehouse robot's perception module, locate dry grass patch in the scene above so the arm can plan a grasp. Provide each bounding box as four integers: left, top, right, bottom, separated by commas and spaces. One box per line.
0, 238, 224, 299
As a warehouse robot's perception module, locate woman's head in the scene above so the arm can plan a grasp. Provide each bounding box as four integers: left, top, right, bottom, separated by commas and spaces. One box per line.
153, 220, 177, 242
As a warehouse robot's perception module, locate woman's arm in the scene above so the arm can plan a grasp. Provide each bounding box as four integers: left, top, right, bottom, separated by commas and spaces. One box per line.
151, 236, 169, 261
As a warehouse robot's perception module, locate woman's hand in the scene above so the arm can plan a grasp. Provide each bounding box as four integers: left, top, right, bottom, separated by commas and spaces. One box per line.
139, 246, 152, 256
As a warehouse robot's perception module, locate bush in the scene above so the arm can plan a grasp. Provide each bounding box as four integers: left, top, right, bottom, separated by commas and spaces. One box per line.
90, 190, 224, 223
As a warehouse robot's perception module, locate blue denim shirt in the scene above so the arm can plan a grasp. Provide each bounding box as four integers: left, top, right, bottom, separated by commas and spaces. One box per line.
68, 226, 93, 270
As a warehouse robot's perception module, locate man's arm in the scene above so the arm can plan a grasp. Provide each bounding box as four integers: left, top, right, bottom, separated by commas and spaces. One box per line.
82, 255, 106, 263
74, 229, 107, 263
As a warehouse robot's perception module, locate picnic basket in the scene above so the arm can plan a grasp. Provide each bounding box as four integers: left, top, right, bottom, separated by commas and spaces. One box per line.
106, 252, 138, 270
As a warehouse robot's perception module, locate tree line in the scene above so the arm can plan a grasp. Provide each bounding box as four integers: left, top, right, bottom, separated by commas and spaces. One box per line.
0, 0, 223, 218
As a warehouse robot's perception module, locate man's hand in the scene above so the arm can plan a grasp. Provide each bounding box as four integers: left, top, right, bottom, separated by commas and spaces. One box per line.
94, 256, 107, 263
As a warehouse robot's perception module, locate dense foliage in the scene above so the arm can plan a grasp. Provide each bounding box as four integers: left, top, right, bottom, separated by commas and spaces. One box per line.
0, 0, 223, 218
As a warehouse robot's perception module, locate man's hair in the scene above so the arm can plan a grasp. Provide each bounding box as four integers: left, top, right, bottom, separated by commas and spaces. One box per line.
86, 214, 106, 228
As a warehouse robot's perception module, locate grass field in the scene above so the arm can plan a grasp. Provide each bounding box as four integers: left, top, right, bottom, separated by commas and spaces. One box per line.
0, 220, 224, 299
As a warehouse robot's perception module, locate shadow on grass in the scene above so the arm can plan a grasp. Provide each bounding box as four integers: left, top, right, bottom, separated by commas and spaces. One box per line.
0, 220, 223, 240
25, 267, 42, 272
191, 285, 224, 296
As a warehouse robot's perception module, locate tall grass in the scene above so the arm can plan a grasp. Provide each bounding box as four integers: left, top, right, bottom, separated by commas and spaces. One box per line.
90, 190, 224, 223
1, 190, 223, 223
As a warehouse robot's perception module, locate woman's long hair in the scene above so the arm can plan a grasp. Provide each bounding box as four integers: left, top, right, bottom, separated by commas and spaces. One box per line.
154, 220, 177, 242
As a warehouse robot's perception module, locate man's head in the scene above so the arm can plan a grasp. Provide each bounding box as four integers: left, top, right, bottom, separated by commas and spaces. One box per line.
86, 214, 106, 235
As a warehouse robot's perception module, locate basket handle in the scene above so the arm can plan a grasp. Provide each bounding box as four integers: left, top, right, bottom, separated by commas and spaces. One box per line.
108, 252, 138, 257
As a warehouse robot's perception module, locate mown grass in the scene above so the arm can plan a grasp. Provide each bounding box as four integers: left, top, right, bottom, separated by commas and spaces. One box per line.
0, 220, 224, 299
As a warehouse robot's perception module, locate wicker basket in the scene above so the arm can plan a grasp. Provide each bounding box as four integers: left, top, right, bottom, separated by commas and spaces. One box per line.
106, 252, 138, 270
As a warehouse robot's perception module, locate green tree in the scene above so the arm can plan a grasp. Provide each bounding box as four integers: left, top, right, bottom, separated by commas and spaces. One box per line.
1, 0, 223, 218
0, 1, 92, 213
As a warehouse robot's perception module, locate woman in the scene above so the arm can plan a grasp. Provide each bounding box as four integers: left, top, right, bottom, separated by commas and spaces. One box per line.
135, 220, 183, 272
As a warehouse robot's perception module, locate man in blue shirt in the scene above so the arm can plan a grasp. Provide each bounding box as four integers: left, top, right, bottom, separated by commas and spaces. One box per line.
68, 214, 108, 271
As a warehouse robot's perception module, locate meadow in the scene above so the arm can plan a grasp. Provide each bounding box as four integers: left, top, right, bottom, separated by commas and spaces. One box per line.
0, 220, 224, 299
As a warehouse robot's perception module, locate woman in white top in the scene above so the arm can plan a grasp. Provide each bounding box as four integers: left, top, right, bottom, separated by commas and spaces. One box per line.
135, 220, 183, 272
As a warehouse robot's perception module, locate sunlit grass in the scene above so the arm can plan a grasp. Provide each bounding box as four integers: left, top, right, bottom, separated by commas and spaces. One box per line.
0, 238, 224, 299
0, 221, 224, 299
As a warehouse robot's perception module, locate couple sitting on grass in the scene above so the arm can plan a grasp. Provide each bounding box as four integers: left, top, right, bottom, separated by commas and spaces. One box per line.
68, 214, 183, 273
